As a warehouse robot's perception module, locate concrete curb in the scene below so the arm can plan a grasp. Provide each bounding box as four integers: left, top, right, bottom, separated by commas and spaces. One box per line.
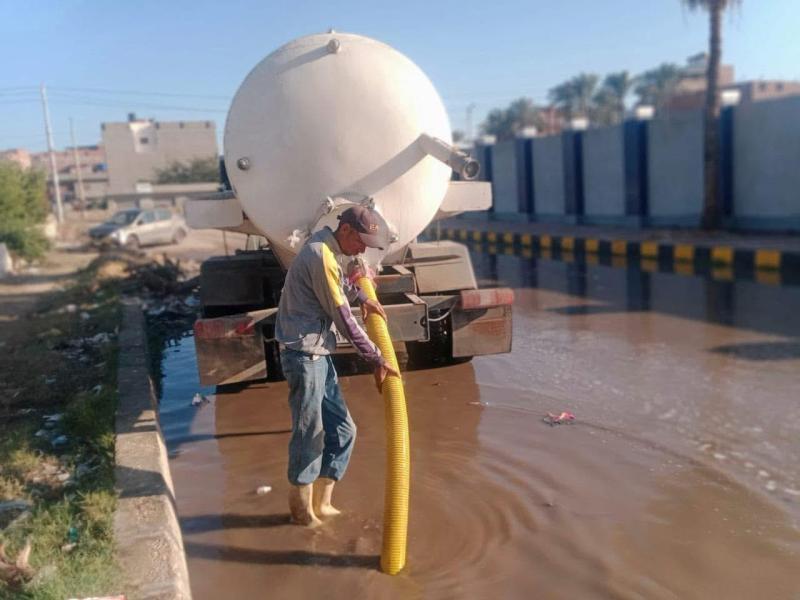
114, 299, 192, 600
426, 224, 800, 278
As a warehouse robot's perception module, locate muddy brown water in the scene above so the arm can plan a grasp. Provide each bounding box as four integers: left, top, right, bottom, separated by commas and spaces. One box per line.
159, 249, 800, 599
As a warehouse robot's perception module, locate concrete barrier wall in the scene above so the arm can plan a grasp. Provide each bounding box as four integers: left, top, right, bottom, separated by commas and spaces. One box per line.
582, 126, 625, 220
477, 99, 798, 231
532, 136, 565, 217
490, 141, 520, 217
734, 96, 800, 228
647, 110, 703, 225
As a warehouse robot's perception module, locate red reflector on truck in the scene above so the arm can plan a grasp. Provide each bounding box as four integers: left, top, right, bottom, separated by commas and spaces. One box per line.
459, 288, 515, 310
194, 316, 256, 339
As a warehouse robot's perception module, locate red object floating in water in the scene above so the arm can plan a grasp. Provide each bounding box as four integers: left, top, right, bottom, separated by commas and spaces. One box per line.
543, 411, 575, 426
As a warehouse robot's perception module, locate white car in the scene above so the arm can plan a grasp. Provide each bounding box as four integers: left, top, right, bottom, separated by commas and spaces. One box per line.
89, 208, 188, 249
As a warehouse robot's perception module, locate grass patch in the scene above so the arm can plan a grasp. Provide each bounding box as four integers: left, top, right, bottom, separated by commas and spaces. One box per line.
0, 255, 131, 599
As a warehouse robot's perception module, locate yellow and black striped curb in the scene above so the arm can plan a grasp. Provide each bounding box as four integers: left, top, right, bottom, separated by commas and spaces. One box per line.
426, 226, 799, 273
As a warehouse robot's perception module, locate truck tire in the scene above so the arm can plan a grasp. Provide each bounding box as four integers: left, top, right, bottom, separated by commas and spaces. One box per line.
406, 313, 471, 369
264, 339, 284, 381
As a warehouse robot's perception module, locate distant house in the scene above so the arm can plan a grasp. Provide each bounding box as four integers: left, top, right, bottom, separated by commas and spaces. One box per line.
102, 114, 218, 196
0, 148, 32, 170
664, 53, 800, 111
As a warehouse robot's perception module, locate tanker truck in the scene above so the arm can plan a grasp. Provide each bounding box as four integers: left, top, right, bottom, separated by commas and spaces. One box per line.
186, 32, 513, 386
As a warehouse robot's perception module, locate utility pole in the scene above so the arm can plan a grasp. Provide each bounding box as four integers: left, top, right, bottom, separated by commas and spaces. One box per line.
40, 84, 64, 225
69, 118, 87, 218
465, 103, 476, 142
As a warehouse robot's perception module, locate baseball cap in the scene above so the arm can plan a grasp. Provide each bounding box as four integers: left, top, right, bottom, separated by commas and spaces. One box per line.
338, 206, 387, 250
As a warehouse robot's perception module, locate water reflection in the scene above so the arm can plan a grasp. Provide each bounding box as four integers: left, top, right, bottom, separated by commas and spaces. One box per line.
470, 242, 800, 342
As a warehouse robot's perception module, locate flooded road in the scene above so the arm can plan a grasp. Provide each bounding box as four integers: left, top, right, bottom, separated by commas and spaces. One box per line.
158, 243, 800, 599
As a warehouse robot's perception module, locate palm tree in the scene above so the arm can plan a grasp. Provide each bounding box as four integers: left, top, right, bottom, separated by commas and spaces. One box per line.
571, 73, 599, 119
548, 74, 599, 122
634, 63, 682, 110
683, 0, 740, 229
480, 97, 543, 141
548, 81, 578, 121
593, 71, 634, 125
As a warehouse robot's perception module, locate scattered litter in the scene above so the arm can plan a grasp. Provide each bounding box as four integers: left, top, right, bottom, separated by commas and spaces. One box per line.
0, 538, 34, 586
64, 304, 77, 314
191, 393, 210, 406
55, 472, 71, 483
44, 413, 63, 423
256, 485, 273, 496
91, 384, 103, 395
43, 376, 56, 385
80, 312, 91, 321
60, 543, 77, 553
543, 411, 576, 426
75, 462, 97, 479
67, 526, 79, 544
758, 470, 770, 479
784, 488, 800, 497
51, 435, 69, 449
35, 429, 50, 439
0, 501, 32, 529
765, 480, 777, 492
89, 332, 113, 345
94, 362, 106, 369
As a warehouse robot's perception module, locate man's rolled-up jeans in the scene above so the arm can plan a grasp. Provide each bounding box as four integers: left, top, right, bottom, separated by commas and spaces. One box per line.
280, 348, 357, 486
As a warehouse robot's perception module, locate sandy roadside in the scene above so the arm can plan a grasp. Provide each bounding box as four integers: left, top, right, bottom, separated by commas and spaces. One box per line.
0, 215, 245, 342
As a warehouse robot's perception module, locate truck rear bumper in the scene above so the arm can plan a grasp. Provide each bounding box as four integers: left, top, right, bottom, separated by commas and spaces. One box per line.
192, 288, 514, 386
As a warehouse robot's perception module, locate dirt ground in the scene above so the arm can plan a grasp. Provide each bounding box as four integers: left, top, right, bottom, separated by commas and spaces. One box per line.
0, 211, 244, 337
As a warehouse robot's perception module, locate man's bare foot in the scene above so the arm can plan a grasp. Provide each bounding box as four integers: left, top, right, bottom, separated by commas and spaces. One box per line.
288, 484, 322, 527
317, 503, 342, 517
315, 477, 342, 518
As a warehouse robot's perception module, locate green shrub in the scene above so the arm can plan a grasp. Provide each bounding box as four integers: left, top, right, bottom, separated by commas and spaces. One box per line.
0, 163, 51, 260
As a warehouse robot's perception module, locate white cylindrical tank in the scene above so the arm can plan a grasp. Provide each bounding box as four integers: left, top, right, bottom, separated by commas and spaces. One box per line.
224, 32, 452, 265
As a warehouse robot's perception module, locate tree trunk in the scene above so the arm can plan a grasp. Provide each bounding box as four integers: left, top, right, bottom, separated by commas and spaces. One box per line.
701, 1, 723, 230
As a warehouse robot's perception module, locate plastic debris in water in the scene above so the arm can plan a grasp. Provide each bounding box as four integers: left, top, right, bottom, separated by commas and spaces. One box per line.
256, 485, 272, 495
191, 393, 210, 406
543, 411, 575, 426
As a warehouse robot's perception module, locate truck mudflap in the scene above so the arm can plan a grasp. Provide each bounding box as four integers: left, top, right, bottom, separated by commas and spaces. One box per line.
193, 309, 275, 386
451, 288, 514, 358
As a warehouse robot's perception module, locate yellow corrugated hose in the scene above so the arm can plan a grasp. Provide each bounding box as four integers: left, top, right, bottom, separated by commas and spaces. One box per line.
358, 276, 409, 575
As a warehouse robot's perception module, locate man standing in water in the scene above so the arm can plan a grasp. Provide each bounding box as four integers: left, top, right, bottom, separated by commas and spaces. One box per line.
275, 206, 399, 526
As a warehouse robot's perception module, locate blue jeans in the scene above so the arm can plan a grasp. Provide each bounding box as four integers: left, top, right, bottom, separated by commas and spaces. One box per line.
280, 348, 357, 485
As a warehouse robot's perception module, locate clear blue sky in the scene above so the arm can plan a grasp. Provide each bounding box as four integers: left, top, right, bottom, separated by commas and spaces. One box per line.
1, 0, 797, 153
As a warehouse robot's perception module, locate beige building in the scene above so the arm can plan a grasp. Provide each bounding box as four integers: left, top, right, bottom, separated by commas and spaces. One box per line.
0, 148, 32, 170
665, 53, 800, 112
102, 115, 218, 195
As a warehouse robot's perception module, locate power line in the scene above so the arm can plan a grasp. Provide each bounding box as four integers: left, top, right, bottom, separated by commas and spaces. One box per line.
49, 85, 232, 100
44, 94, 228, 113
0, 85, 38, 93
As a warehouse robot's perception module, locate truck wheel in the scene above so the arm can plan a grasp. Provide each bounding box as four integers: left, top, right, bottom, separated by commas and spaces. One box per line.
406, 311, 474, 369
264, 339, 285, 381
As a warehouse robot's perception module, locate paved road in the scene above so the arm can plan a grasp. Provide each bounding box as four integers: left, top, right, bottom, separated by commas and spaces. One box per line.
157, 238, 800, 599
